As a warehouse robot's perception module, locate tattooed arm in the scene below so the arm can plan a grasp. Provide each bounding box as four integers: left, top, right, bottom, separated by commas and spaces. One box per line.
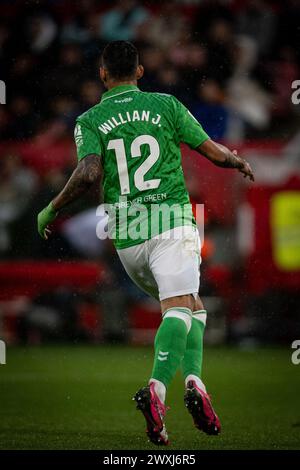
196, 139, 254, 181
52, 154, 102, 211
37, 154, 102, 239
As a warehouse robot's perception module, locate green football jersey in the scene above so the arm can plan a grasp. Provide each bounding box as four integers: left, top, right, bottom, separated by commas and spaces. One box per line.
74, 84, 209, 249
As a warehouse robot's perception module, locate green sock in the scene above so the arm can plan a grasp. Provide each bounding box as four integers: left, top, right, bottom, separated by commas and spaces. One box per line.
150, 308, 192, 387
181, 310, 206, 379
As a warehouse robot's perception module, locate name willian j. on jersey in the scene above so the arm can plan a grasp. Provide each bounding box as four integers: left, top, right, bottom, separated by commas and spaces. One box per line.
98, 110, 162, 135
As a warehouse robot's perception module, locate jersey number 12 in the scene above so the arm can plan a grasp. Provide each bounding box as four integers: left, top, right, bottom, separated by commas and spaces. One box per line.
107, 135, 161, 195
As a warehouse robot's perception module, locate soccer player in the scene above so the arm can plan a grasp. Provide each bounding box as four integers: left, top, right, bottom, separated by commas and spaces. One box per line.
38, 41, 254, 446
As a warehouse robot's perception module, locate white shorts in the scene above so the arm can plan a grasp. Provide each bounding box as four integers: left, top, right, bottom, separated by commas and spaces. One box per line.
117, 226, 201, 301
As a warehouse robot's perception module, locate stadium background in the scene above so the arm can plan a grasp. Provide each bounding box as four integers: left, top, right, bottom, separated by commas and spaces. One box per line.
0, 0, 300, 450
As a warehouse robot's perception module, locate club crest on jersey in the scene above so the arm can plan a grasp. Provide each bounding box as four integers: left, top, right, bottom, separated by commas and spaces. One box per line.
98, 111, 162, 135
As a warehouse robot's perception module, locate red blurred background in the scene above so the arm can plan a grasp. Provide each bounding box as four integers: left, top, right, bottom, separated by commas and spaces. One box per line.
0, 0, 299, 345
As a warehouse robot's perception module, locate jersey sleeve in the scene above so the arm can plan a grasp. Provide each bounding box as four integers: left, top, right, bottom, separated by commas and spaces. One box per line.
173, 97, 210, 149
74, 116, 102, 161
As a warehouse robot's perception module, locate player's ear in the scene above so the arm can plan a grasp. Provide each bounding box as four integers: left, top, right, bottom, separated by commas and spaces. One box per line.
100, 67, 107, 84
136, 65, 144, 81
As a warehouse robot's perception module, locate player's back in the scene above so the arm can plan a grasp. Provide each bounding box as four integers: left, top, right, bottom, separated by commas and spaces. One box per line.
75, 84, 209, 248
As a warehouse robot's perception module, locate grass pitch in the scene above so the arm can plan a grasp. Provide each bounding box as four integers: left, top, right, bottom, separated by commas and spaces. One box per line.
0, 345, 299, 450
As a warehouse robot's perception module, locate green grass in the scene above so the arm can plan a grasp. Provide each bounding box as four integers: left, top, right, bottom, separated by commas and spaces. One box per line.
0, 345, 299, 450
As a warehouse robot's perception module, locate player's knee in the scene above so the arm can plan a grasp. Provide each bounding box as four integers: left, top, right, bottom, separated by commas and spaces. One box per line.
194, 295, 205, 312
161, 294, 195, 313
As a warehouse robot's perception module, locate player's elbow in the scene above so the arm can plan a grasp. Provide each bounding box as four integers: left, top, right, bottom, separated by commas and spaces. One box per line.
197, 139, 226, 165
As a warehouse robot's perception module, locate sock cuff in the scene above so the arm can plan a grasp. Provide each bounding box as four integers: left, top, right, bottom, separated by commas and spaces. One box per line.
193, 309, 207, 326
163, 307, 192, 332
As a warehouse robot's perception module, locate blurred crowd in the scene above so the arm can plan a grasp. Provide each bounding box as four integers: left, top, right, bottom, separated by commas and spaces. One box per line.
0, 0, 299, 144
1, 0, 300, 344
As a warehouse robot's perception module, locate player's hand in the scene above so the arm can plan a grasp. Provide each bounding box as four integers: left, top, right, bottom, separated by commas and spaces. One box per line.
37, 202, 58, 239
233, 150, 255, 182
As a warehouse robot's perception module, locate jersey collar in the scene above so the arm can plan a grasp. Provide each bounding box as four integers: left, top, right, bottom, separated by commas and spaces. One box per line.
101, 84, 140, 102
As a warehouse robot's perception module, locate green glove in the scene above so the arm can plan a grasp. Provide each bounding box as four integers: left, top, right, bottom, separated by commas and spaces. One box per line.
37, 202, 58, 239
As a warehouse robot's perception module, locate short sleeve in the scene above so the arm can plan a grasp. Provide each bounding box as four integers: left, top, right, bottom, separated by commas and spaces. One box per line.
74, 117, 102, 161
173, 98, 210, 149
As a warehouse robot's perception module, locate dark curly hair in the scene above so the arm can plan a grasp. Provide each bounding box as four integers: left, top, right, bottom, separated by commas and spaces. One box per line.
101, 40, 139, 80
